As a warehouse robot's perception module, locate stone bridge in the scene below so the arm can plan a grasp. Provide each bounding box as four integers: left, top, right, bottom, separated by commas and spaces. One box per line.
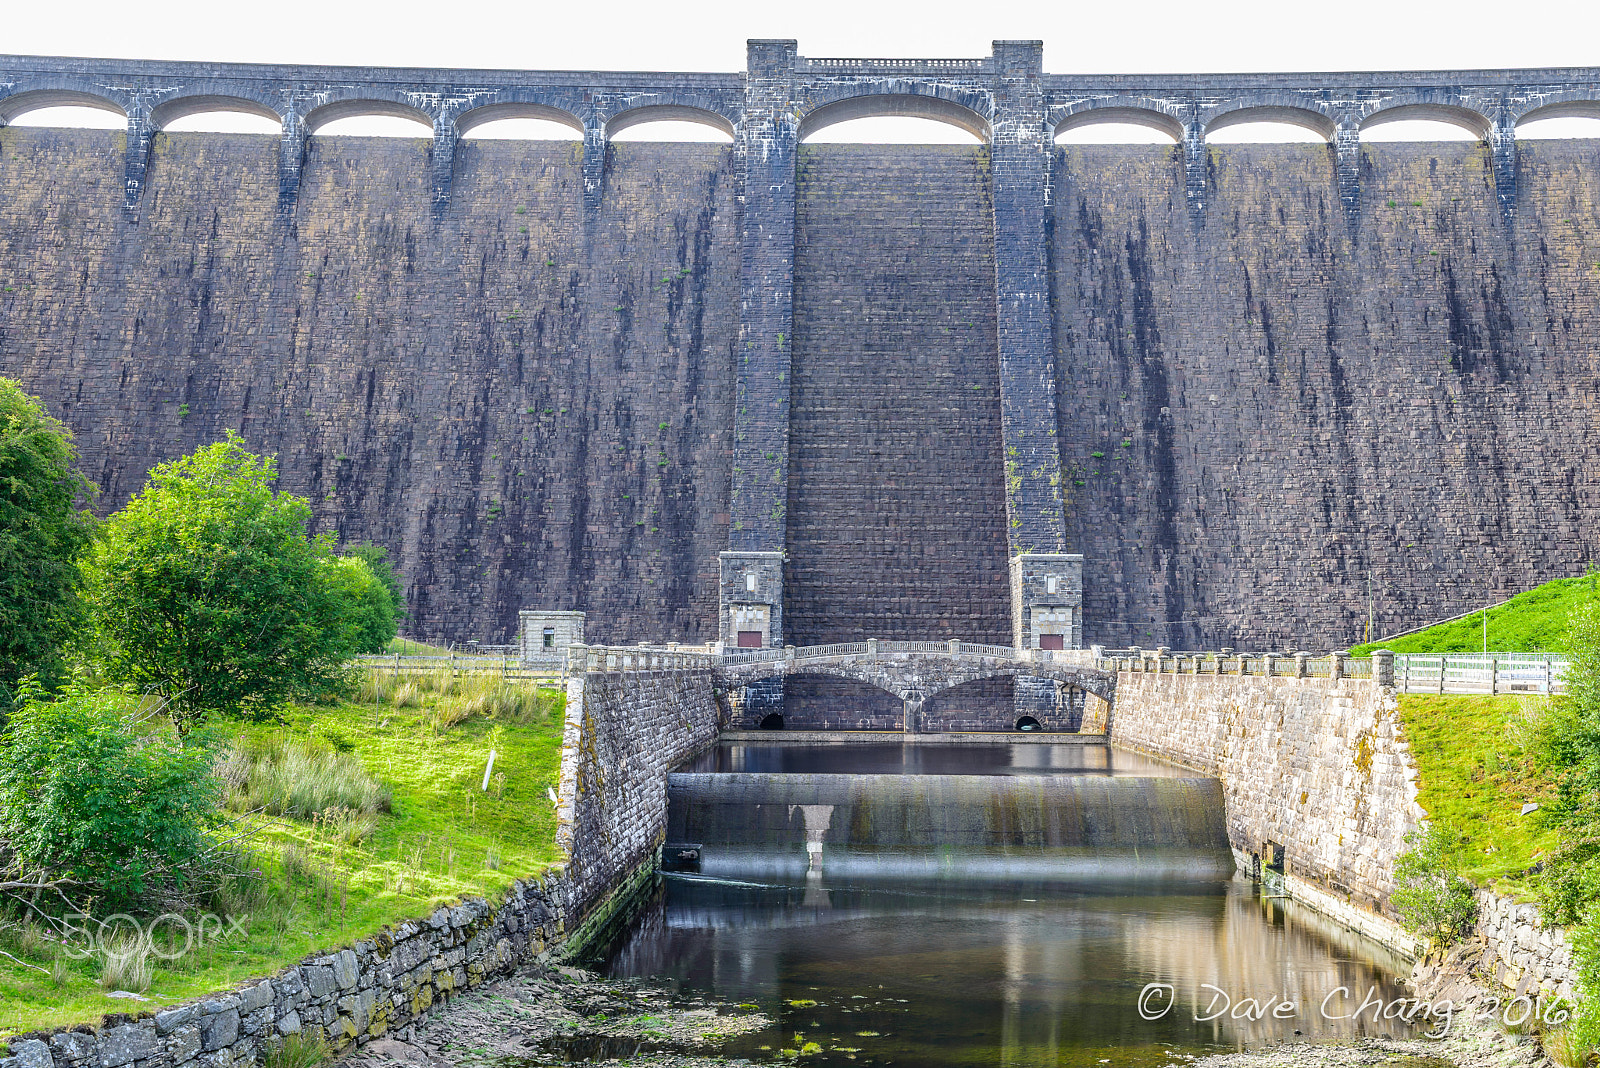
566, 640, 1117, 733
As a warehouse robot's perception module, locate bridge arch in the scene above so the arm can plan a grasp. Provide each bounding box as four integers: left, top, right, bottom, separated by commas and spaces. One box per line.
607, 104, 735, 141
304, 95, 436, 136
1360, 101, 1490, 140
1516, 98, 1600, 138
457, 101, 584, 139
1204, 102, 1335, 142
1052, 100, 1184, 144
150, 93, 281, 132
0, 85, 126, 125
797, 91, 992, 144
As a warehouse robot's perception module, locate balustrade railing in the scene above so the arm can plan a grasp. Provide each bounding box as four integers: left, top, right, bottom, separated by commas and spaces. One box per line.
1087, 647, 1564, 693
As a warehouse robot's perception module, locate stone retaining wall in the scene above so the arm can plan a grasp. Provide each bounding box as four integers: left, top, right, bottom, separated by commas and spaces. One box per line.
0, 668, 722, 1068
1471, 889, 1578, 1003
1109, 670, 1422, 937
1109, 670, 1579, 1001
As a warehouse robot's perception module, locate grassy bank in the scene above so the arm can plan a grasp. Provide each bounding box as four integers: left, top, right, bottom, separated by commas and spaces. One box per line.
1398, 693, 1562, 898
0, 671, 567, 1035
1353, 574, 1597, 656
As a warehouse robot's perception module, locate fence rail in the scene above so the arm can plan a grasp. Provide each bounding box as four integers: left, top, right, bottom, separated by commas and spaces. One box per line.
1393, 653, 1567, 695
1087, 647, 1566, 694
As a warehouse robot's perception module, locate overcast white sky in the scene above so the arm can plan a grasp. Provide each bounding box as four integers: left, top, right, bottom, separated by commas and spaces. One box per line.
6, 0, 1600, 74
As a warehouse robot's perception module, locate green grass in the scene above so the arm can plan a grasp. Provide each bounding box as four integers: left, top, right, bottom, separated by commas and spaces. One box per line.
1352, 573, 1598, 656
1398, 693, 1564, 898
383, 636, 458, 655
0, 673, 567, 1036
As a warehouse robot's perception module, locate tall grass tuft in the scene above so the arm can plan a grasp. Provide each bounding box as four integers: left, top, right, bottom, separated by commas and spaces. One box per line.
265, 1031, 331, 1068
99, 933, 152, 993
220, 734, 391, 818
428, 675, 553, 730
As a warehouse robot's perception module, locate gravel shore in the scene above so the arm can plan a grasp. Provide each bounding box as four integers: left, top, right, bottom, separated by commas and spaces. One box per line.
342, 964, 1553, 1068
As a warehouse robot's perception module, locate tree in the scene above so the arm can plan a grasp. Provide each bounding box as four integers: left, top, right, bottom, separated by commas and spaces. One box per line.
342, 542, 405, 621
0, 683, 223, 912
329, 554, 399, 654
1390, 822, 1479, 946
82, 432, 356, 733
0, 378, 96, 708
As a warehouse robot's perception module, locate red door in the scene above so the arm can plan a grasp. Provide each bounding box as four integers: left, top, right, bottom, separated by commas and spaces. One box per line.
737, 631, 764, 648
1039, 634, 1065, 650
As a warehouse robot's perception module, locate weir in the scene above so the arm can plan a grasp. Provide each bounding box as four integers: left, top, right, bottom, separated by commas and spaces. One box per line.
666, 759, 1234, 884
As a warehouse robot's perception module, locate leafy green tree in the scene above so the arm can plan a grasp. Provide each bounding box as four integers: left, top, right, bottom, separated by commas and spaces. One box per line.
1390, 822, 1479, 946
82, 432, 356, 733
0, 378, 96, 707
343, 542, 405, 621
329, 554, 399, 654
0, 683, 223, 912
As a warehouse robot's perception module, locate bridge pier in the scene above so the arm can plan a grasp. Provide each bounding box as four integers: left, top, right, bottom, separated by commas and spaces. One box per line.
902, 689, 925, 734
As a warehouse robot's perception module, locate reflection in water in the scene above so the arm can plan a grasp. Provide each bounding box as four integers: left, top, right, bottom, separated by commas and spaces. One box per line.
681, 741, 1191, 778
601, 874, 1417, 1066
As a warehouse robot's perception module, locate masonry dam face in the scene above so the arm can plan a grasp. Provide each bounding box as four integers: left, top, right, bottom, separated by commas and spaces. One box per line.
4, 47, 1600, 652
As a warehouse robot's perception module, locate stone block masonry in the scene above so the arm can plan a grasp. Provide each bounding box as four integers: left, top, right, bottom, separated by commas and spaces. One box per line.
555, 667, 722, 916
4, 52, 1600, 649
1110, 670, 1423, 943
1110, 669, 1577, 1000
0, 131, 739, 647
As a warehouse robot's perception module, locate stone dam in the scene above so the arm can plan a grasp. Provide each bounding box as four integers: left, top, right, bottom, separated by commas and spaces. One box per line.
0, 40, 1592, 1067
2, 43, 1600, 657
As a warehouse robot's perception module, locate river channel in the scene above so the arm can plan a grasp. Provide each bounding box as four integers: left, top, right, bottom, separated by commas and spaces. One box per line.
586, 740, 1420, 1067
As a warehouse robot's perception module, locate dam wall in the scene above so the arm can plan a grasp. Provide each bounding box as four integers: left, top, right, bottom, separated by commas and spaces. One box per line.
3, 126, 1600, 647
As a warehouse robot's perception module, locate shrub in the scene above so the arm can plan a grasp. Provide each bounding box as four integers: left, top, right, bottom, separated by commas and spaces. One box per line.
1390, 822, 1479, 946
1564, 915, 1600, 1064
0, 685, 224, 912
219, 734, 391, 819
0, 377, 97, 708
81, 432, 360, 734
328, 555, 399, 655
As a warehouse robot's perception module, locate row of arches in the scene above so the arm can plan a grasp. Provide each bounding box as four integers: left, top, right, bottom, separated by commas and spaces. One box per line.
8, 90, 1600, 145
0, 90, 740, 141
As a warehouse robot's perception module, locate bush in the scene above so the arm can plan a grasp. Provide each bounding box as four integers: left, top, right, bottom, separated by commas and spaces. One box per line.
0, 685, 224, 912
0, 378, 97, 708
218, 733, 391, 819
81, 433, 360, 733
329, 555, 399, 655
1391, 822, 1479, 946
1565, 915, 1600, 1065
342, 542, 405, 620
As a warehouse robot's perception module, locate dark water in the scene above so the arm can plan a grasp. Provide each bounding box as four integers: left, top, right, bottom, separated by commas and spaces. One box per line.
592, 743, 1421, 1066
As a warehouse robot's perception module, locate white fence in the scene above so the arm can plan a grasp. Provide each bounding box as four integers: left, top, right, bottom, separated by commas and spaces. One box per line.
1394, 653, 1568, 695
